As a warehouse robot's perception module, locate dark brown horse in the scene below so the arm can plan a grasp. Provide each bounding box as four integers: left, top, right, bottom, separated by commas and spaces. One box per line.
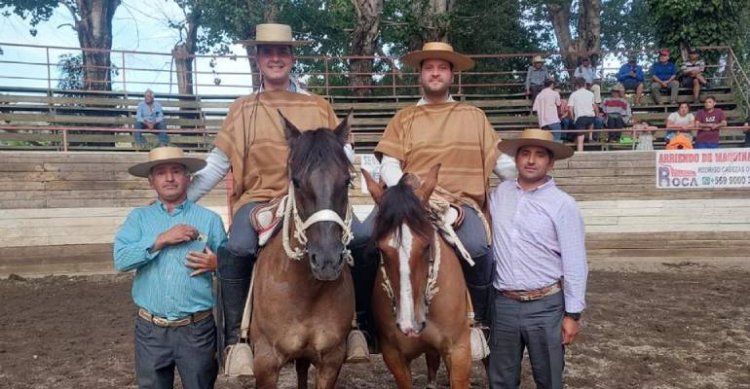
250, 113, 354, 389
363, 165, 472, 388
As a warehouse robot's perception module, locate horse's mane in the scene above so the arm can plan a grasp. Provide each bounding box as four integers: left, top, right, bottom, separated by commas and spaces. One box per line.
374, 174, 435, 245
288, 128, 352, 179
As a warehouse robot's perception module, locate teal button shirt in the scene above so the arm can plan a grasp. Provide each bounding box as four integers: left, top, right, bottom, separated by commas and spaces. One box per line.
113, 200, 227, 320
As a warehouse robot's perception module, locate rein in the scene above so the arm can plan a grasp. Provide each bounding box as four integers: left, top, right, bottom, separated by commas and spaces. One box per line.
281, 180, 354, 266
380, 230, 442, 316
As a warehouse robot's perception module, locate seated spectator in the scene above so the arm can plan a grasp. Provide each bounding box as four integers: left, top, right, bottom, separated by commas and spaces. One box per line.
568, 77, 599, 152
602, 84, 632, 142
135, 89, 168, 147
632, 117, 657, 151
680, 48, 707, 103
665, 102, 696, 142
694, 95, 726, 149
617, 56, 645, 105
558, 93, 576, 143
532, 79, 562, 142
650, 48, 679, 105
525, 55, 552, 102
574, 57, 602, 105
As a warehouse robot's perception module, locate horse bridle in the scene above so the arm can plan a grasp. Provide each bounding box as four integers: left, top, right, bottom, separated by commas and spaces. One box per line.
282, 179, 354, 265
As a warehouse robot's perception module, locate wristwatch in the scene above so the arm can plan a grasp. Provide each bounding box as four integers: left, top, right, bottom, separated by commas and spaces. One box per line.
564, 312, 582, 321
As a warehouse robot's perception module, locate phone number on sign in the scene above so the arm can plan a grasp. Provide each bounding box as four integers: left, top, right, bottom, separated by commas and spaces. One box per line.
701, 176, 748, 186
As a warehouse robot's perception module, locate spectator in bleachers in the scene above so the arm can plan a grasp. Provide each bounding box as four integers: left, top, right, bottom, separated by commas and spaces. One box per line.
650, 48, 679, 105
617, 56, 645, 105
632, 117, 657, 151
574, 57, 602, 105
694, 95, 726, 149
568, 77, 598, 152
134, 89, 168, 147
533, 79, 563, 142
665, 102, 696, 142
602, 84, 632, 142
525, 55, 552, 102
558, 92, 575, 143
680, 48, 707, 103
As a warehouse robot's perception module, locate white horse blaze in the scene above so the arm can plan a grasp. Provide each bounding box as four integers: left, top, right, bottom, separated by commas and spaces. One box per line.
389, 224, 415, 333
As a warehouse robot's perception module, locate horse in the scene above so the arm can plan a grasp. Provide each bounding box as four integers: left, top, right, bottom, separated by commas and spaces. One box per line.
250, 112, 355, 389
363, 165, 473, 389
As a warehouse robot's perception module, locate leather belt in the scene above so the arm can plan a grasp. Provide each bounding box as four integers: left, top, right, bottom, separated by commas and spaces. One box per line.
138, 308, 212, 328
500, 281, 562, 302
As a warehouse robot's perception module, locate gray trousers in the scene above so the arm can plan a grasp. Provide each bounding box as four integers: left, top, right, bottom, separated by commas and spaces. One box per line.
650, 80, 679, 104
488, 291, 565, 389
134, 316, 218, 389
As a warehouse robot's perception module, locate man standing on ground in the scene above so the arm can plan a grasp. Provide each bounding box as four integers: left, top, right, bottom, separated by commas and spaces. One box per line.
532, 79, 562, 142
114, 146, 227, 389
694, 96, 727, 149
488, 129, 588, 389
186, 23, 371, 374
134, 89, 169, 147
650, 48, 680, 105
376, 42, 517, 347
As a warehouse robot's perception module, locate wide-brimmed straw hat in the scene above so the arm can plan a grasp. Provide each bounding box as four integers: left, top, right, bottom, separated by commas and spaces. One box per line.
128, 147, 207, 178
401, 42, 475, 72
239, 23, 311, 47
532, 55, 545, 63
497, 129, 574, 160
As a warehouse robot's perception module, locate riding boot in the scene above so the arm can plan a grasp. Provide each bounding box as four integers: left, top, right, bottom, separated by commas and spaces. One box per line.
462, 250, 493, 360
217, 245, 254, 376
347, 241, 378, 362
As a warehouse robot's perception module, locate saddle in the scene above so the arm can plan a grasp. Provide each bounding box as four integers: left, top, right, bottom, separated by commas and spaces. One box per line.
249, 196, 286, 247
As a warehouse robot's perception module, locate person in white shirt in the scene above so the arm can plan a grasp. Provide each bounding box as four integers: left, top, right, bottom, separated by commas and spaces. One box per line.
567, 77, 599, 152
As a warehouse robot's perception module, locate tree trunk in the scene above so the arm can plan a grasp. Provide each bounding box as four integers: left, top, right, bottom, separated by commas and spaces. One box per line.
546, 0, 601, 76
75, 0, 120, 91
350, 0, 382, 96
172, 4, 201, 96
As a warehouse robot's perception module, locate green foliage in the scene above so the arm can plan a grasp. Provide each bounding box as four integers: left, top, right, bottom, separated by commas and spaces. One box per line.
0, 0, 71, 36
56, 53, 119, 92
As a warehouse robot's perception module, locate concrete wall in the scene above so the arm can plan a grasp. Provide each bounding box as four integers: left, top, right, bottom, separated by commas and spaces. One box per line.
1, 151, 748, 275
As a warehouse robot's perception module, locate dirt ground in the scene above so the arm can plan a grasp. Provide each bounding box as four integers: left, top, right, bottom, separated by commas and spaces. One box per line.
1, 264, 749, 389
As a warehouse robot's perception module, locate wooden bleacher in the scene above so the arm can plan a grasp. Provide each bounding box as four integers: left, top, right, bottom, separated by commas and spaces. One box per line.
0, 83, 747, 152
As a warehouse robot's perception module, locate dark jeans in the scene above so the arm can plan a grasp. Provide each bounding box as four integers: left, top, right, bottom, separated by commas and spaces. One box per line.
134, 315, 218, 389
488, 291, 565, 389
560, 118, 575, 142
606, 115, 626, 141
134, 121, 169, 145
542, 122, 562, 142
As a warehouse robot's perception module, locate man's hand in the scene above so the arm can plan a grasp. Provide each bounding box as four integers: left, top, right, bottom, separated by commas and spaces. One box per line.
152, 224, 199, 252
561, 316, 581, 345
186, 246, 217, 276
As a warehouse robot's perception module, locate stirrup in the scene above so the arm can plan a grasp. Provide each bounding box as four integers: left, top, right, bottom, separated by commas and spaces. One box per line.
470, 326, 490, 361
345, 329, 370, 363
224, 343, 254, 377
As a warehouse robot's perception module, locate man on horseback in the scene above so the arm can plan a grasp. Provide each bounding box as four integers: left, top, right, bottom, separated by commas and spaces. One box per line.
488, 129, 588, 388
375, 42, 517, 339
114, 147, 227, 389
186, 23, 372, 375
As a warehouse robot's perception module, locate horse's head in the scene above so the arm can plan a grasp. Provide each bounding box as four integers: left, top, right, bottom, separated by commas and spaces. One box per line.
363, 165, 440, 337
282, 111, 353, 281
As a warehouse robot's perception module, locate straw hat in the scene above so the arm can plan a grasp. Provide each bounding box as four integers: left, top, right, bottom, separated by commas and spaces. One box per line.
239, 23, 311, 47
611, 83, 625, 94
401, 42, 475, 72
532, 55, 545, 63
497, 129, 574, 160
128, 147, 207, 178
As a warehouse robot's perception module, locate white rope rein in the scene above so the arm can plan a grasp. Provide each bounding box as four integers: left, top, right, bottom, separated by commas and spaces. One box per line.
281, 181, 354, 266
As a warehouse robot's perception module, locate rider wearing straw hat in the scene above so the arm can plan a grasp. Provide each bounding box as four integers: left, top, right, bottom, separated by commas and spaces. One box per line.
375, 42, 517, 351
488, 129, 588, 388
186, 23, 371, 375
114, 146, 227, 389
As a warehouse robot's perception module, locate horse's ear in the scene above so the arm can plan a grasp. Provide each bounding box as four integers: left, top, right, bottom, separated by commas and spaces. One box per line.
361, 168, 385, 205
279, 109, 301, 144
416, 164, 440, 202
333, 109, 353, 145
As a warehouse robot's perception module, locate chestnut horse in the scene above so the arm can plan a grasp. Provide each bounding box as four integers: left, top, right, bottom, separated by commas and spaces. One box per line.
250, 113, 354, 389
363, 165, 472, 388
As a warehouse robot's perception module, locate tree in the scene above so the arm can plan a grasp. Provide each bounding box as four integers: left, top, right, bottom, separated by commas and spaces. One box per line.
168, 0, 203, 95
544, 0, 602, 74
349, 0, 382, 96
1, 0, 122, 91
